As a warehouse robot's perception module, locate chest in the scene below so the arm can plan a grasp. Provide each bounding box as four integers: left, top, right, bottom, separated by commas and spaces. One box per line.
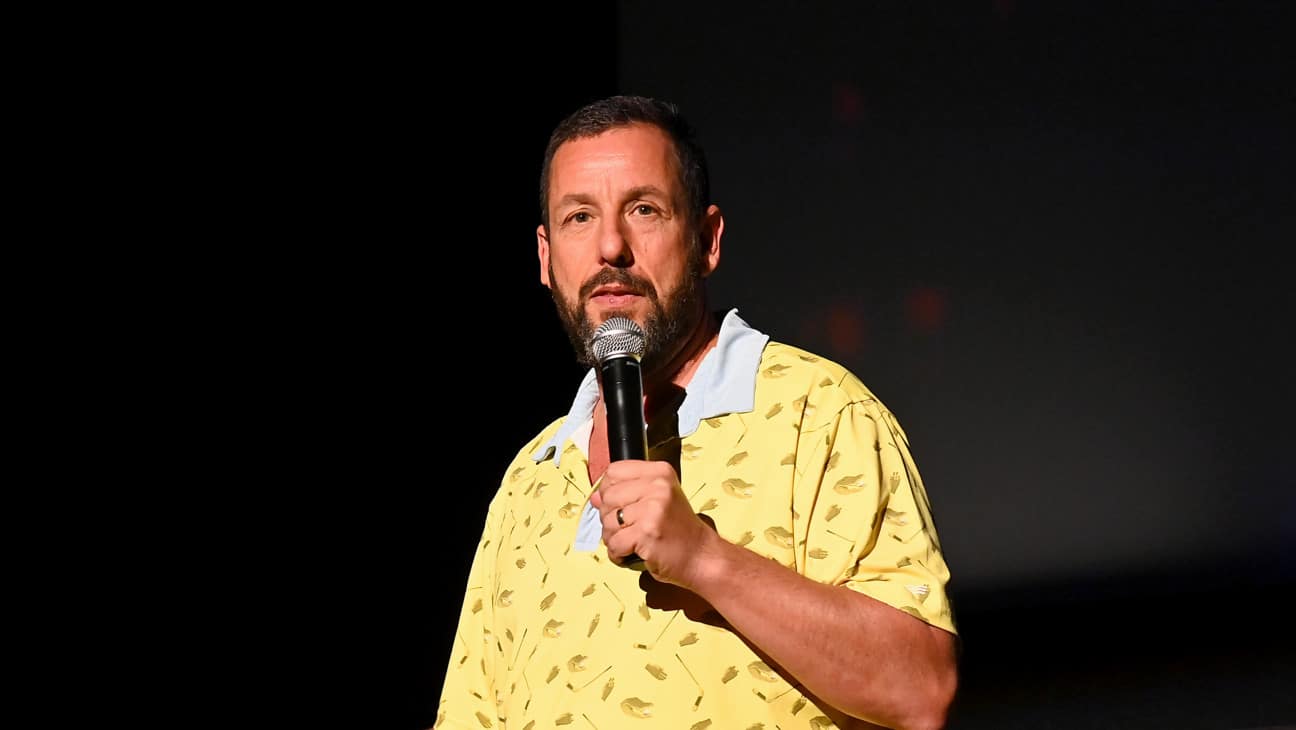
587, 416, 609, 486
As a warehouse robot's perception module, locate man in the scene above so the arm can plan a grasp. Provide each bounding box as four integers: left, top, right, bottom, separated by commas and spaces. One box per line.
437, 95, 958, 729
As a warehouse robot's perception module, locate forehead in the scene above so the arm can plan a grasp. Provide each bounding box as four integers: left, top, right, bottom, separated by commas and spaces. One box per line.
549, 123, 680, 197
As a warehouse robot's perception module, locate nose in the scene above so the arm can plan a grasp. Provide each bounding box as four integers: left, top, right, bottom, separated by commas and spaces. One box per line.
597, 217, 633, 268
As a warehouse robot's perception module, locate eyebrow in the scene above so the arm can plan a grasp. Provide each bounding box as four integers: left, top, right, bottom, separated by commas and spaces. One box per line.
554, 192, 597, 210
623, 185, 669, 202
554, 186, 672, 210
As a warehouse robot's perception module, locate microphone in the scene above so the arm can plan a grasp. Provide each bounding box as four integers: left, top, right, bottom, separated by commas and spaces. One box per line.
590, 316, 649, 570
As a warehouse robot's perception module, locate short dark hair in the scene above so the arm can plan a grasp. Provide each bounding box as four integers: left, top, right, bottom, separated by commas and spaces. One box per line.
538, 95, 711, 231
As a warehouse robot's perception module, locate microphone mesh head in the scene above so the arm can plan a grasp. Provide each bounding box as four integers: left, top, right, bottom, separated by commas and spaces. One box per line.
591, 316, 646, 363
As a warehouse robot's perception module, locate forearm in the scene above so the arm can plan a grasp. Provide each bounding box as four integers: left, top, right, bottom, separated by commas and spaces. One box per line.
686, 531, 957, 729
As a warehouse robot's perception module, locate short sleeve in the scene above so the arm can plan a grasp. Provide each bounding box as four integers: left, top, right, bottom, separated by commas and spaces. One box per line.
798, 399, 957, 634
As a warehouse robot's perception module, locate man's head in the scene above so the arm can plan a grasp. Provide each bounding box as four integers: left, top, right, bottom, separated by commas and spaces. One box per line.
536, 96, 723, 374
539, 96, 711, 233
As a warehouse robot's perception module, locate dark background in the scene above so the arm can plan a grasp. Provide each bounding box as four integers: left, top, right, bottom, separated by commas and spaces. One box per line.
246, 2, 1293, 728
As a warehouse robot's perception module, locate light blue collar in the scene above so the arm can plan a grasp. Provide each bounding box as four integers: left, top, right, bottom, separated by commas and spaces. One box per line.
531, 308, 770, 464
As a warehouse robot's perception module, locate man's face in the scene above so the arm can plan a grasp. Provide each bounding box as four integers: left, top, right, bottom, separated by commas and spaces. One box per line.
537, 124, 720, 372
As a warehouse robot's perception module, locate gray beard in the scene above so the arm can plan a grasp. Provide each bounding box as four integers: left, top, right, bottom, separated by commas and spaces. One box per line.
549, 256, 705, 375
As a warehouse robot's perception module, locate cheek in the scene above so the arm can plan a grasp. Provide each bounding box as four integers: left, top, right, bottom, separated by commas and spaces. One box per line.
548, 240, 588, 278
548, 262, 585, 306
653, 259, 693, 295
550, 259, 581, 292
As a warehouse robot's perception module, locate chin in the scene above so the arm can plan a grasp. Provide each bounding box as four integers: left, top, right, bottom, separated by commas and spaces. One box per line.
587, 305, 643, 328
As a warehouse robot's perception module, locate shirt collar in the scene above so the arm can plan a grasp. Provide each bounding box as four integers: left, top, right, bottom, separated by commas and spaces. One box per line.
531, 308, 770, 464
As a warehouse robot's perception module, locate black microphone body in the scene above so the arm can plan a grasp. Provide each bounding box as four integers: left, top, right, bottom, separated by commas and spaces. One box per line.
591, 316, 650, 570
600, 356, 649, 462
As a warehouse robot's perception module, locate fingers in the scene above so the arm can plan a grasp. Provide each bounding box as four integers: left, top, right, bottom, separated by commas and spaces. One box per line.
603, 502, 633, 531
589, 480, 634, 547
603, 526, 640, 565
589, 484, 626, 530
596, 461, 675, 511
599, 459, 675, 499
591, 466, 642, 526
593, 460, 683, 565
600, 493, 646, 565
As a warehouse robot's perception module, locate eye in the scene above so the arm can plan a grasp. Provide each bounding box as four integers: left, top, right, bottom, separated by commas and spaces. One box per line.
569, 211, 592, 224
632, 204, 657, 217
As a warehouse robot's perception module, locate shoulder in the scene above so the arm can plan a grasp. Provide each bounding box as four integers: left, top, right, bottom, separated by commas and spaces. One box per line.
500, 415, 567, 477
757, 340, 884, 413
486, 415, 570, 516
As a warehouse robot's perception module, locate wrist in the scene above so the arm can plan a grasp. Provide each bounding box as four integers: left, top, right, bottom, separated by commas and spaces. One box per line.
679, 523, 736, 598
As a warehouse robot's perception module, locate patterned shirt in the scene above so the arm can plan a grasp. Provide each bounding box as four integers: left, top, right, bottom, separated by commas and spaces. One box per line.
437, 309, 955, 729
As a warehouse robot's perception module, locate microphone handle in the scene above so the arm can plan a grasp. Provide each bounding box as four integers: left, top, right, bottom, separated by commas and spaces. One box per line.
602, 357, 649, 461
599, 356, 648, 570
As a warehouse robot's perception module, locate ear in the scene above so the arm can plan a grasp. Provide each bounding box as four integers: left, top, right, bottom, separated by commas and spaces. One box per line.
699, 204, 723, 277
537, 224, 552, 288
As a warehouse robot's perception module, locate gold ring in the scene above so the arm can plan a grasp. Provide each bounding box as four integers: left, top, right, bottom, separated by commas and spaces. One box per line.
616, 508, 625, 526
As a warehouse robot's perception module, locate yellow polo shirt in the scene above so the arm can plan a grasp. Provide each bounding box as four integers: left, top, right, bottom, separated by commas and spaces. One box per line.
437, 309, 955, 729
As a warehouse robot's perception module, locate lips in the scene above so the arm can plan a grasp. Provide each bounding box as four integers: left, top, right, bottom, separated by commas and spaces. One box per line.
588, 285, 645, 309
589, 293, 642, 309
590, 285, 642, 298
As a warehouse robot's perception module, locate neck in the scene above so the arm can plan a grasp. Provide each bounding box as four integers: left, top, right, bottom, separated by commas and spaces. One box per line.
640, 309, 720, 420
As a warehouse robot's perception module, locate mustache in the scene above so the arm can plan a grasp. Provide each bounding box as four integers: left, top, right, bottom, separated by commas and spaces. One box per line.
578, 268, 657, 301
